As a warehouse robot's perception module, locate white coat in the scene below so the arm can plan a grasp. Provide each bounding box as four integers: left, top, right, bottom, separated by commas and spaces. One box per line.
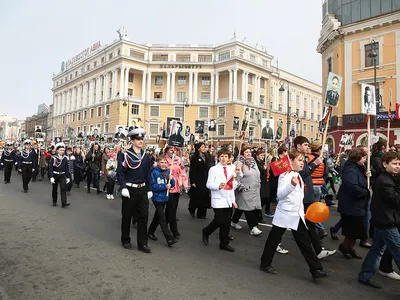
206, 162, 240, 208
272, 171, 306, 231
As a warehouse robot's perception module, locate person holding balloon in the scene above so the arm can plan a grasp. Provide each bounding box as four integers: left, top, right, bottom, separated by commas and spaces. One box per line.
259, 150, 329, 279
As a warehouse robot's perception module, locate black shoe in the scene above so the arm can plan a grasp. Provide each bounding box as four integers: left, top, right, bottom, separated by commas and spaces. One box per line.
311, 269, 328, 279
349, 250, 362, 259
23, 190, 28, 193
259, 264, 278, 275
330, 227, 339, 240
87, 189, 91, 193
173, 231, 181, 239
122, 243, 133, 250
228, 235, 234, 241
62, 203, 70, 208
132, 223, 138, 229
77, 184, 80, 188
96, 190, 102, 194
52, 202, 57, 207
318, 230, 328, 240
197, 216, 206, 219
202, 231, 209, 245
359, 279, 382, 289
138, 245, 151, 253
359, 242, 371, 249
259, 219, 266, 224
220, 245, 235, 252
167, 238, 178, 247
148, 233, 158, 241
67, 191, 71, 196
188, 209, 196, 218
339, 244, 352, 259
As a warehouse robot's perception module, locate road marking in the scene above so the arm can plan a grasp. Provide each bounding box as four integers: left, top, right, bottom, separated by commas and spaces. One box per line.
238, 219, 291, 231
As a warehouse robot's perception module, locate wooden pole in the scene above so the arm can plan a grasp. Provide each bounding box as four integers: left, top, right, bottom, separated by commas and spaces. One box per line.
387, 88, 392, 151
367, 115, 371, 189
166, 153, 175, 197
320, 106, 332, 158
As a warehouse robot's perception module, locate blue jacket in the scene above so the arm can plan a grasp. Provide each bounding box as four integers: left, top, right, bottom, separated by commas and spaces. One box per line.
151, 166, 175, 202
338, 160, 370, 217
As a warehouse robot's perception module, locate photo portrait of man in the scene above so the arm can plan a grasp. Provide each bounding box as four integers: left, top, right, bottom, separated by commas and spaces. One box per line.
168, 121, 184, 148
208, 119, 216, 132
233, 116, 240, 131
92, 128, 100, 139
241, 107, 250, 131
204, 133, 209, 142
275, 120, 283, 140
114, 126, 126, 139
362, 84, 376, 115
166, 117, 180, 137
35, 125, 42, 133
185, 126, 191, 137
195, 120, 204, 134
156, 135, 161, 145
324, 73, 342, 107
261, 119, 274, 139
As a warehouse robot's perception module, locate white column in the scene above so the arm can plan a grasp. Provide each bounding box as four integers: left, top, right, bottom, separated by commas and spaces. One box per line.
90, 79, 94, 104
54, 95, 58, 115
72, 88, 76, 109
119, 67, 125, 98
146, 72, 152, 102
125, 68, 129, 98
228, 69, 233, 102
233, 69, 238, 102
103, 73, 108, 101
96, 77, 101, 103
141, 71, 147, 101
210, 72, 215, 104
215, 72, 219, 104
244, 73, 249, 103
77, 86, 81, 108
63, 91, 67, 112
241, 71, 246, 102
188, 72, 193, 104
83, 82, 87, 107
255, 75, 260, 106
193, 72, 198, 103
171, 72, 176, 102
111, 70, 116, 99
166, 72, 171, 102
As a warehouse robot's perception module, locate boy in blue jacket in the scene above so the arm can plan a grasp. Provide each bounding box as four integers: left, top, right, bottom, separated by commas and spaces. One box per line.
148, 155, 178, 247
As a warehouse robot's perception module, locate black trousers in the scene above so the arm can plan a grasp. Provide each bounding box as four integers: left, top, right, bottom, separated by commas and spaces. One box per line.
4, 163, 13, 182
21, 167, 32, 191
74, 169, 82, 185
304, 204, 323, 255
121, 186, 149, 247
262, 197, 273, 214
52, 174, 67, 204
40, 167, 46, 179
32, 167, 38, 181
149, 201, 172, 239
203, 207, 233, 247
166, 193, 180, 235
106, 181, 115, 195
261, 221, 323, 272
231, 209, 258, 229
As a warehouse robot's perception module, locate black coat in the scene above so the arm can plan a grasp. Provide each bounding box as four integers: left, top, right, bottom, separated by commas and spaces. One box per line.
338, 160, 370, 217
189, 152, 212, 208
371, 171, 400, 228
256, 159, 269, 199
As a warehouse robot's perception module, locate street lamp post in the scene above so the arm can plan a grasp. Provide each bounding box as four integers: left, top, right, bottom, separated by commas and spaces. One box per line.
122, 97, 129, 127
182, 98, 189, 124
279, 81, 290, 147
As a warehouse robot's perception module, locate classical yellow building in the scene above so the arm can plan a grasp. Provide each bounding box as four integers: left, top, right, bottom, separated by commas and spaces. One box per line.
52, 34, 322, 146
317, 1, 400, 151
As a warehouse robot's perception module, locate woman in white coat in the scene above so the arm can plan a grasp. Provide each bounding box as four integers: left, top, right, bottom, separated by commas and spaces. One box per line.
259, 150, 328, 279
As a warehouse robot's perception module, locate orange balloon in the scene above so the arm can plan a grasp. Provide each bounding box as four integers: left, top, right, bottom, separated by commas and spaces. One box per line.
305, 202, 330, 223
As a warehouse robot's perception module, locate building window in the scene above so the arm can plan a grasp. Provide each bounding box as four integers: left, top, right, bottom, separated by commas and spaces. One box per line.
154, 92, 163, 99
150, 106, 160, 117
176, 55, 190, 62
117, 49, 121, 56
83, 126, 86, 134
175, 107, 184, 118
149, 123, 159, 135
199, 107, 209, 118
90, 109, 94, 118
200, 92, 210, 100
260, 79, 265, 88
365, 42, 379, 68
311, 112, 314, 120
304, 110, 307, 118
83, 110, 87, 120
260, 95, 265, 105
249, 126, 255, 137
311, 99, 314, 108
201, 76, 210, 86
71, 113, 75, 122
217, 124, 225, 136
62, 116, 65, 124
250, 54, 256, 62
198, 55, 212, 62
69, 74, 72, 80
317, 114, 321, 120
128, 73, 134, 82
262, 59, 268, 67
303, 124, 307, 132
75, 71, 78, 77
155, 76, 163, 85
90, 125, 93, 133
296, 108, 299, 116
128, 89, 133, 96
129, 50, 145, 60
218, 51, 230, 61
105, 105, 110, 115
131, 104, 139, 115
296, 95, 300, 103
178, 76, 186, 85
262, 111, 268, 119
152, 54, 168, 61
288, 107, 292, 114
101, 57, 105, 63
311, 125, 314, 133
218, 106, 226, 118
104, 122, 109, 133
250, 109, 255, 119
109, 53, 113, 60
78, 112, 81, 121
87, 65, 90, 71
97, 107, 102, 117
278, 104, 283, 112
270, 87, 274, 96
93, 61, 97, 68
177, 92, 186, 102
269, 101, 273, 110
248, 74, 253, 84
239, 49, 244, 58
248, 92, 252, 103
327, 57, 332, 73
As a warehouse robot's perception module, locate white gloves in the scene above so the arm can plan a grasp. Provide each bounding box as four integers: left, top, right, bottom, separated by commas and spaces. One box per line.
14, 162, 17, 165
32, 169, 35, 172
66, 178, 70, 184
0, 163, 3, 166
147, 191, 153, 199
50, 177, 55, 184
121, 188, 130, 198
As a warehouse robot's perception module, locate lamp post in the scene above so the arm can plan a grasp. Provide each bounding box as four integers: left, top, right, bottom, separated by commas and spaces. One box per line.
296, 118, 301, 136
279, 81, 290, 147
182, 98, 189, 124
122, 97, 129, 127
368, 40, 380, 136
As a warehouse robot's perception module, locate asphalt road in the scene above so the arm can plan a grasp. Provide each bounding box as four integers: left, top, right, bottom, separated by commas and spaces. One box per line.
0, 172, 398, 300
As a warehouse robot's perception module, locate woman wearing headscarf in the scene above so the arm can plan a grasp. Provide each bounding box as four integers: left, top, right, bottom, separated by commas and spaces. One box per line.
188, 142, 213, 218
85, 143, 102, 194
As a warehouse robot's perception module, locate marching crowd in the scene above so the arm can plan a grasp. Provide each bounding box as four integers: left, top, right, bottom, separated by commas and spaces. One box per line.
0, 130, 399, 290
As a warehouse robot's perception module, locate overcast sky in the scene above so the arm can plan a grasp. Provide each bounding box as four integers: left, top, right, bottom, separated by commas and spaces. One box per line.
0, 0, 322, 120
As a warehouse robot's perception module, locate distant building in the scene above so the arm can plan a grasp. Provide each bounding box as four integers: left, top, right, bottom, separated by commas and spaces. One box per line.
0, 115, 22, 141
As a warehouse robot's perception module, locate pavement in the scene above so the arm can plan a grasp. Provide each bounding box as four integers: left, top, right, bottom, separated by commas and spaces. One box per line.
0, 173, 398, 300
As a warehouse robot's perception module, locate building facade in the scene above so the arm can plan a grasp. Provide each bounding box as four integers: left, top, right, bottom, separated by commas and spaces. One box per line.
24, 105, 51, 142
0, 115, 22, 141
52, 35, 322, 147
318, 0, 400, 152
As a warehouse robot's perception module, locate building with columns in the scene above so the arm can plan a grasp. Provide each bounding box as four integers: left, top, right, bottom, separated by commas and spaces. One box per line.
52, 35, 322, 146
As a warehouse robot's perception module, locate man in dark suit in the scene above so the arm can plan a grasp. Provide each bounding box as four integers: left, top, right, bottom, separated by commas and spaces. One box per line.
325, 76, 340, 106
262, 120, 274, 139
168, 122, 184, 147
115, 126, 126, 139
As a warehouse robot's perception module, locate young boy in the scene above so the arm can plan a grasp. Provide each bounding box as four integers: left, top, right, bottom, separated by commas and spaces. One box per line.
202, 149, 240, 252
358, 151, 400, 289
49, 143, 71, 208
148, 155, 177, 246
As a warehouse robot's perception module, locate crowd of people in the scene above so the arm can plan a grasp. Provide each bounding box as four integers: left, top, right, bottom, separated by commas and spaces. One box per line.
0, 132, 399, 289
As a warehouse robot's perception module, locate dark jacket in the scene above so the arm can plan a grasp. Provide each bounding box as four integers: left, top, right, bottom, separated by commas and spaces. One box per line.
85, 147, 102, 174
299, 156, 318, 204
256, 159, 269, 199
337, 160, 370, 217
189, 151, 212, 208
371, 171, 400, 228
371, 155, 383, 186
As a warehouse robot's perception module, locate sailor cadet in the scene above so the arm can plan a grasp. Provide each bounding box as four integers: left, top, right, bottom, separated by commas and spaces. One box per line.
1, 141, 17, 183
18, 139, 37, 193
49, 143, 71, 208
116, 127, 153, 253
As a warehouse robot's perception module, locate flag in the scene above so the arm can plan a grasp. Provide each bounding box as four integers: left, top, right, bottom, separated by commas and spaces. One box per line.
224, 175, 234, 190
270, 155, 292, 176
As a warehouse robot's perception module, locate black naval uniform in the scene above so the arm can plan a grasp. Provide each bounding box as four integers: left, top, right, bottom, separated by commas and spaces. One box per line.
1, 148, 17, 183
18, 150, 37, 192
49, 155, 70, 207
116, 148, 152, 250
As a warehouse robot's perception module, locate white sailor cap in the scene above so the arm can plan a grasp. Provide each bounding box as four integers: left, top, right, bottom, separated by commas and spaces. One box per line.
55, 142, 66, 150
23, 139, 32, 145
5, 141, 13, 146
127, 127, 146, 140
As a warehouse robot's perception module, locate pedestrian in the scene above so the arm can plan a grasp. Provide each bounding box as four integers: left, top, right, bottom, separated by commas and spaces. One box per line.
116, 128, 153, 253
66, 147, 75, 195
202, 148, 240, 252
49, 143, 71, 208
31, 142, 39, 182
148, 154, 178, 247
1, 141, 17, 183
102, 147, 110, 192
73, 147, 84, 188
85, 143, 102, 194
38, 147, 48, 181
18, 139, 36, 193
358, 151, 400, 289
260, 150, 329, 279
105, 151, 117, 199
